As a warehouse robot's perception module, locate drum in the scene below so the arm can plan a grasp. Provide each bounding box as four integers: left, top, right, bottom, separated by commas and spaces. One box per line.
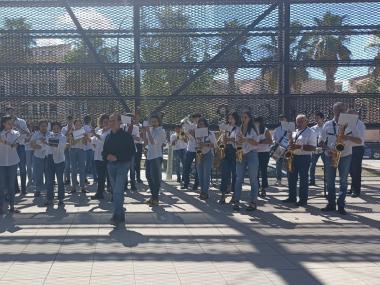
271, 145, 287, 161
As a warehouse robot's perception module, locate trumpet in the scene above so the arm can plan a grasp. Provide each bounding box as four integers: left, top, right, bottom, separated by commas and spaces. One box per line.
196, 138, 203, 165
331, 124, 347, 168
284, 133, 294, 173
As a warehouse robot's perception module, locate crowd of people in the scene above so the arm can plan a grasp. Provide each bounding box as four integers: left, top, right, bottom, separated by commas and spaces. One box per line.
0, 101, 366, 227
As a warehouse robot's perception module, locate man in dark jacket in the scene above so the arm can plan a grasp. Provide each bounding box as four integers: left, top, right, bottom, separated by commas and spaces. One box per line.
102, 113, 135, 227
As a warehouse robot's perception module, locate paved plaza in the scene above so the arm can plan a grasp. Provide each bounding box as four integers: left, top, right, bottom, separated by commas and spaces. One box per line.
0, 163, 379, 285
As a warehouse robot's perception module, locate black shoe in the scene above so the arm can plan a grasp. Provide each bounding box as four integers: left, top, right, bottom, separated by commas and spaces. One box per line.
130, 184, 137, 192
282, 198, 296, 204
309, 182, 316, 186
9, 207, 21, 214
136, 179, 143, 184
181, 185, 188, 190
91, 194, 104, 200
81, 188, 89, 194
219, 195, 226, 205
177, 178, 181, 183
347, 190, 353, 195
296, 201, 308, 207
321, 204, 336, 212
85, 179, 90, 185
259, 188, 267, 198
21, 191, 27, 196
338, 207, 347, 215
199, 193, 209, 200
246, 202, 257, 211
351, 193, 360, 198
232, 202, 240, 211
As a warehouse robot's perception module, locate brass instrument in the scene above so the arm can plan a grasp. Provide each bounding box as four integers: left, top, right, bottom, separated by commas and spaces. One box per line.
284, 132, 294, 173
195, 137, 203, 165
236, 129, 243, 163
216, 130, 226, 160
331, 124, 347, 168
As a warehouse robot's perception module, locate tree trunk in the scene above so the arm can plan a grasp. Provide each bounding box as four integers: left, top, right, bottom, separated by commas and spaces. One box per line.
325, 67, 336, 93
227, 68, 236, 95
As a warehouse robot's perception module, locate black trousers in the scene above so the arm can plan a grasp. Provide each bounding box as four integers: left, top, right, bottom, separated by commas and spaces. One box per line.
350, 146, 364, 195
135, 144, 143, 181
95, 160, 108, 196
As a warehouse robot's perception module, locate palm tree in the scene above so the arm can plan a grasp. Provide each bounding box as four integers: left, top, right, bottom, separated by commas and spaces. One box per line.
306, 12, 352, 92
259, 21, 310, 93
217, 20, 252, 94
367, 29, 380, 78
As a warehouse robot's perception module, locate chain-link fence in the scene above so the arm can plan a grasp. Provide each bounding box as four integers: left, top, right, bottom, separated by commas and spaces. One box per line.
0, 0, 379, 127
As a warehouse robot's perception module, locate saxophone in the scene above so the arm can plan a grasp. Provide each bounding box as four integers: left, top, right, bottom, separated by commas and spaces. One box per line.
216, 131, 226, 160
236, 130, 243, 163
331, 124, 347, 168
284, 132, 294, 173
196, 137, 203, 165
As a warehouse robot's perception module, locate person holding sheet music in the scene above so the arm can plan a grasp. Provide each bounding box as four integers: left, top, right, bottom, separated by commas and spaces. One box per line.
31, 120, 50, 198
320, 102, 362, 215
272, 114, 288, 186
283, 114, 316, 207
195, 118, 216, 200
143, 115, 167, 207
219, 112, 240, 204
181, 113, 202, 190
0, 115, 21, 214
233, 111, 260, 211
309, 111, 326, 186
347, 109, 366, 198
45, 122, 67, 207
170, 124, 188, 183
66, 119, 90, 194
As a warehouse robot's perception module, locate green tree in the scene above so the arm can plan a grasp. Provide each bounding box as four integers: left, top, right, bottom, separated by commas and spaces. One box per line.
367, 29, 380, 78
306, 12, 352, 92
217, 20, 251, 94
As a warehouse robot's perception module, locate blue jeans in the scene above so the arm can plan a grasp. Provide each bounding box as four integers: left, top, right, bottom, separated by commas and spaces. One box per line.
325, 155, 352, 209
26, 149, 34, 184
309, 153, 326, 184
234, 151, 259, 202
46, 155, 65, 202
70, 148, 86, 188
85, 149, 97, 180
64, 148, 71, 181
33, 156, 47, 193
16, 145, 27, 192
107, 161, 130, 222
182, 151, 199, 187
276, 158, 284, 181
173, 149, 186, 179
220, 145, 236, 194
287, 155, 311, 203
258, 152, 270, 188
146, 157, 162, 199
0, 164, 18, 210
196, 151, 213, 195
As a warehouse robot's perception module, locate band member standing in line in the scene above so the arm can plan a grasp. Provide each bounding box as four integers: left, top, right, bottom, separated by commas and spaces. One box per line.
25, 120, 34, 188
309, 111, 326, 186
61, 115, 73, 185
283, 114, 316, 206
233, 111, 259, 211
84, 115, 97, 185
254, 117, 273, 198
347, 109, 366, 198
144, 115, 167, 207
5, 107, 30, 195
91, 114, 110, 200
272, 114, 288, 186
102, 113, 135, 227
45, 122, 67, 207
0, 115, 21, 214
181, 113, 202, 190
219, 112, 240, 204
195, 118, 216, 200
170, 125, 188, 183
133, 111, 144, 184
123, 114, 140, 192
320, 102, 362, 215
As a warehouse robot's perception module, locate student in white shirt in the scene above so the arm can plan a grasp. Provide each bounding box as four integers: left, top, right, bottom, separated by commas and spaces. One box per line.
348, 109, 366, 198
272, 114, 288, 186
283, 114, 316, 207
143, 115, 167, 207
170, 125, 188, 183
62, 115, 73, 185
0, 115, 21, 214
84, 115, 97, 184
309, 111, 326, 186
123, 114, 140, 191
233, 111, 260, 211
254, 116, 273, 198
45, 122, 67, 207
31, 120, 50, 198
195, 118, 216, 200
91, 114, 110, 200
25, 120, 34, 187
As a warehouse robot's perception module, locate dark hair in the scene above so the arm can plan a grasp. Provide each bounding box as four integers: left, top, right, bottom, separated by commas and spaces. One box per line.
66, 115, 73, 121
314, 111, 325, 119
51, 121, 61, 129
191, 113, 202, 119
98, 113, 109, 127
253, 116, 266, 134
0, 115, 13, 132
150, 114, 161, 126
83, 115, 91, 124
73, 118, 83, 125
242, 111, 256, 135
279, 114, 287, 120
227, 111, 241, 126
197, 117, 209, 128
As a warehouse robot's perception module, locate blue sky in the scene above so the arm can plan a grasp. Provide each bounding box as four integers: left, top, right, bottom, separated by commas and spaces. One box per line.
1, 2, 379, 90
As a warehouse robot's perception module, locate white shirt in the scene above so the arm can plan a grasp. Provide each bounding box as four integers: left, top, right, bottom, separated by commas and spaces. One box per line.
292, 127, 317, 156
170, 133, 187, 151
13, 117, 29, 145
0, 130, 20, 166
93, 128, 111, 161
32, 131, 49, 159
352, 120, 366, 147
186, 124, 197, 152
147, 127, 167, 160
237, 127, 259, 154
256, 128, 271, 153
320, 119, 361, 157
273, 125, 287, 144
48, 133, 66, 164
196, 131, 216, 155
83, 124, 93, 151
61, 124, 72, 136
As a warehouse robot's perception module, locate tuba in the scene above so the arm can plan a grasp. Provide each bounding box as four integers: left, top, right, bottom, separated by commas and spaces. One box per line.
284, 132, 294, 173
331, 124, 347, 168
